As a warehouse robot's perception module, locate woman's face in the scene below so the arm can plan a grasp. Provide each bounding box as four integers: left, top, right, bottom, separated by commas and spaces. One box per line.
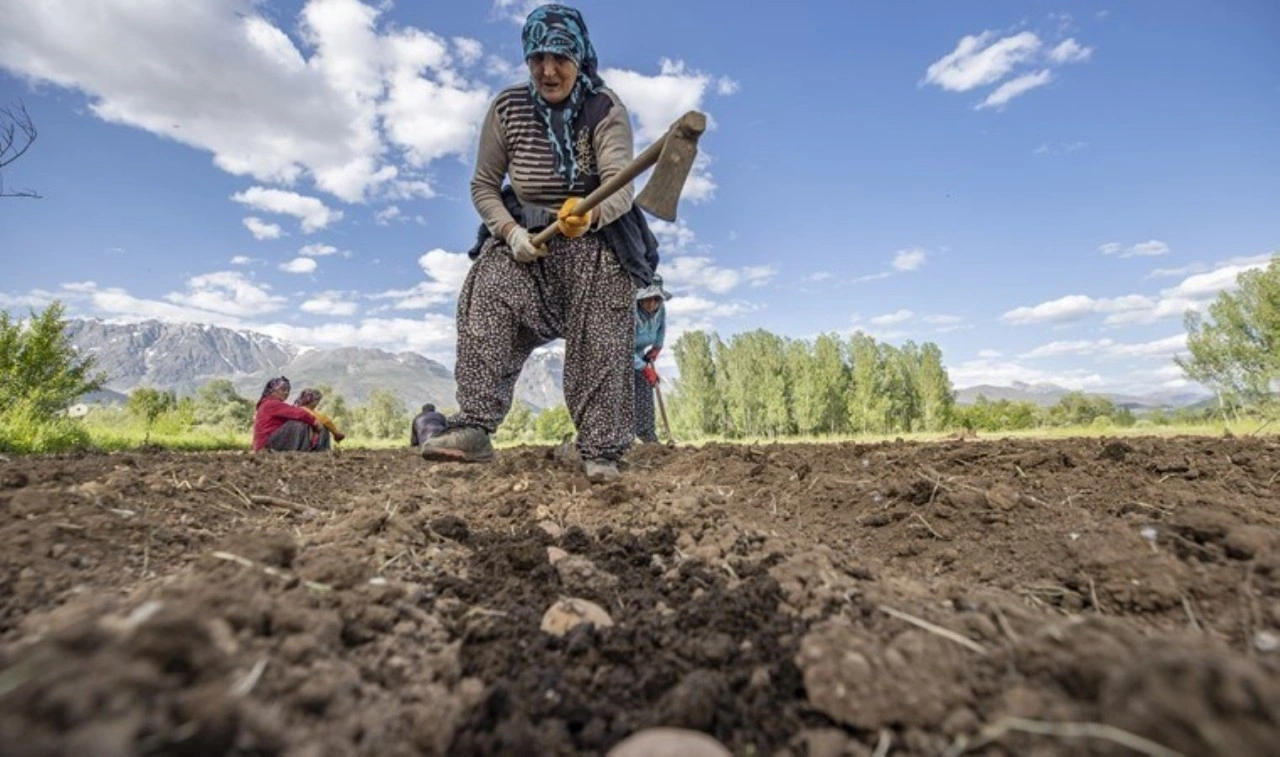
527, 53, 579, 104
639, 297, 661, 314
273, 385, 290, 401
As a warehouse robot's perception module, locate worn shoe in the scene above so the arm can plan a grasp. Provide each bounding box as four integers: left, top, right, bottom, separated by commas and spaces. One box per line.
582, 458, 620, 483
420, 426, 494, 463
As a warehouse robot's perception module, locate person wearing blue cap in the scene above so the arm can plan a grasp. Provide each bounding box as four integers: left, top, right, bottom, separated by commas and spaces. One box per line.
633, 274, 671, 443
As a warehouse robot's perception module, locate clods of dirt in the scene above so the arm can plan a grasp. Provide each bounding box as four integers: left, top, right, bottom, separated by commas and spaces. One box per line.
1, 437, 1279, 755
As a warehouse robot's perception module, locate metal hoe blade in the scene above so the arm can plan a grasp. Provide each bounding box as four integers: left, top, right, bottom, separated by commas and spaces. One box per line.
635, 111, 708, 222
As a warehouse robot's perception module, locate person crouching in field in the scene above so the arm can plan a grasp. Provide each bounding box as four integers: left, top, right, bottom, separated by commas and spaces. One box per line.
295, 388, 345, 449
252, 377, 323, 452
411, 403, 447, 447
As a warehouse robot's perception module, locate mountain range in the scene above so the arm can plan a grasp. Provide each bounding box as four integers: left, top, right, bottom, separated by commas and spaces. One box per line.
65, 319, 565, 412
954, 381, 1208, 410
65, 319, 1208, 412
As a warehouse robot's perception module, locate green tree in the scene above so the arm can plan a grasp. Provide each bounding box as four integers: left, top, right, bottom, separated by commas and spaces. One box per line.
495, 401, 534, 443
1176, 255, 1280, 416
357, 390, 409, 439
0, 301, 105, 417
879, 342, 921, 433
786, 340, 823, 436
127, 387, 176, 442
718, 330, 790, 437
846, 332, 888, 434
0, 301, 103, 453
811, 333, 850, 434
1048, 392, 1116, 427
917, 342, 955, 431
671, 331, 722, 437
534, 405, 575, 441
194, 379, 253, 430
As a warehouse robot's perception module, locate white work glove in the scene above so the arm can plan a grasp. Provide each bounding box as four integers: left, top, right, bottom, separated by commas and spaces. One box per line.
505, 226, 548, 264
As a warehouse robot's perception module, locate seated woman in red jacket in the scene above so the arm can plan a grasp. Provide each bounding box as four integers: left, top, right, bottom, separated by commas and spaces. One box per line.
252, 377, 321, 452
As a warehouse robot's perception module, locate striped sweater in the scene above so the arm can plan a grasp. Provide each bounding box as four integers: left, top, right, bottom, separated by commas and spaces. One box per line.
471, 84, 636, 239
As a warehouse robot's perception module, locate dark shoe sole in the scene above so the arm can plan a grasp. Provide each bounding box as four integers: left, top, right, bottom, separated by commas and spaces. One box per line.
420, 446, 494, 463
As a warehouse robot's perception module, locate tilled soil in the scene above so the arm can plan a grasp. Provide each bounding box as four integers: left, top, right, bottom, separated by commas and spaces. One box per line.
1, 435, 1279, 756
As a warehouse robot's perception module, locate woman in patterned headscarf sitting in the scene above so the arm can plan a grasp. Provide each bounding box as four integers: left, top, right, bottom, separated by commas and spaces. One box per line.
421, 4, 654, 484
295, 388, 344, 448
252, 377, 322, 452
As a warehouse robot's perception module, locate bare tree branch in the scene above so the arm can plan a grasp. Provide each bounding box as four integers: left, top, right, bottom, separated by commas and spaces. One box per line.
1, 101, 41, 199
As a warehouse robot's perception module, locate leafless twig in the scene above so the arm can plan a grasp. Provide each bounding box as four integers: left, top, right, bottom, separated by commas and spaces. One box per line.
1, 101, 40, 198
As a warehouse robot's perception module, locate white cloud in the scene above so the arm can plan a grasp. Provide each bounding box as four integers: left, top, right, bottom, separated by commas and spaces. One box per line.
976, 69, 1053, 109
604, 59, 712, 143
243, 217, 283, 240
743, 266, 778, 287
0, 0, 492, 203
1002, 294, 1098, 325
1033, 140, 1087, 155
300, 293, 359, 316
27, 278, 456, 360
369, 248, 471, 310
299, 243, 339, 257
492, 0, 542, 24
807, 272, 833, 282
1004, 256, 1274, 327
948, 357, 1105, 391
922, 314, 967, 332
1021, 339, 1115, 358
257, 313, 458, 360
716, 77, 740, 96
871, 309, 914, 326
648, 218, 697, 253
660, 256, 747, 295
1147, 263, 1205, 278
280, 257, 318, 274
230, 255, 257, 265
1100, 239, 1170, 257
0, 290, 56, 310
977, 349, 1003, 359
923, 27, 1093, 110
166, 271, 285, 317
452, 36, 482, 66
379, 27, 491, 169
375, 205, 402, 225
231, 186, 343, 232
892, 248, 927, 271
603, 58, 728, 203
664, 295, 751, 335
1106, 334, 1187, 359
922, 31, 1042, 92
850, 272, 893, 284
1049, 38, 1093, 63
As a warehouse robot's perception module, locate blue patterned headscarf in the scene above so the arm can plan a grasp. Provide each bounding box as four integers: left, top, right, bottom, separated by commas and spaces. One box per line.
522, 4, 604, 184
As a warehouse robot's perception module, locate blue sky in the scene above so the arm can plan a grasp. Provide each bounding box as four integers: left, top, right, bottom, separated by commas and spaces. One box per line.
2, 0, 1277, 395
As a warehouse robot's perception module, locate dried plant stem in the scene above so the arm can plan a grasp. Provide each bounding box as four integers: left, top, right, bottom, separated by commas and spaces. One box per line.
950, 716, 1184, 757
249, 494, 314, 513
911, 512, 946, 540
878, 605, 986, 654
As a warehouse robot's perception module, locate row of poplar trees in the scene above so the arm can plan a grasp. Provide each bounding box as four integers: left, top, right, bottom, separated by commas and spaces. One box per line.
667, 330, 955, 439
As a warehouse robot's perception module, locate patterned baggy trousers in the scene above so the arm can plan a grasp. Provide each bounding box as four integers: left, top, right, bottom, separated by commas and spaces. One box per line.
450, 233, 636, 461
634, 369, 659, 443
